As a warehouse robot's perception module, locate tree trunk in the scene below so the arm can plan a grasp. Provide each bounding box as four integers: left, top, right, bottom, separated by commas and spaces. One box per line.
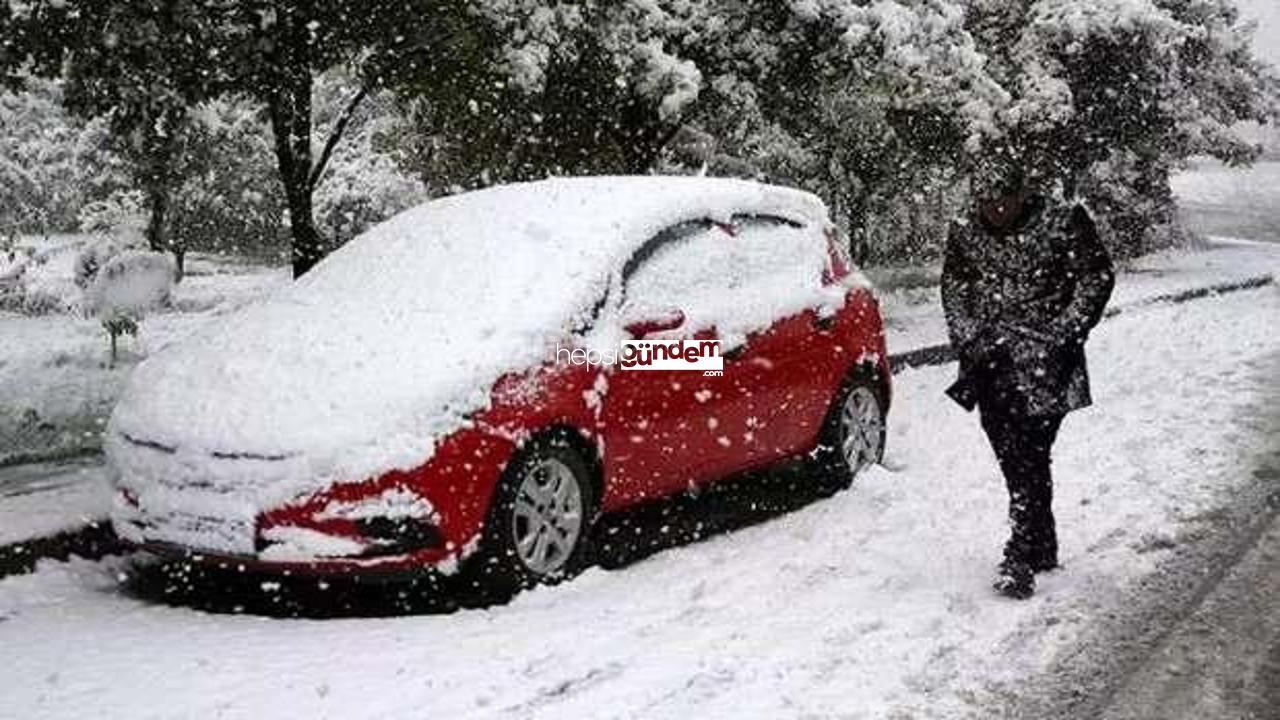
137, 107, 187, 280
266, 5, 325, 279
287, 194, 324, 277
145, 185, 168, 253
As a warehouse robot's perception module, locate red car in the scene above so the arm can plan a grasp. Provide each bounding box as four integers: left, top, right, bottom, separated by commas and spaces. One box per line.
108, 176, 890, 589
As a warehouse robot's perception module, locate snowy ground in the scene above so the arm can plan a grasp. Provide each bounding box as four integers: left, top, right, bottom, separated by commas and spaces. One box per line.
0, 238, 287, 464
0, 457, 107, 546
1171, 159, 1280, 242
1, 276, 1276, 718
2, 238, 1274, 547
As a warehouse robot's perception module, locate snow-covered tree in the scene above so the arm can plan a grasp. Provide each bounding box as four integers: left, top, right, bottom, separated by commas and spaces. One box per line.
0, 78, 84, 238
311, 73, 427, 247
962, 0, 1280, 254
19, 0, 223, 269
210, 0, 441, 276
403, 0, 997, 266
168, 96, 285, 264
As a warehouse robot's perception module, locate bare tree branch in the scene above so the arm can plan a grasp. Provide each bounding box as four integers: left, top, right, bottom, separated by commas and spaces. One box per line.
308, 82, 372, 192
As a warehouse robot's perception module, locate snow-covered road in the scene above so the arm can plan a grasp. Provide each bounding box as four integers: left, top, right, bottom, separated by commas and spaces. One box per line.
1, 285, 1278, 720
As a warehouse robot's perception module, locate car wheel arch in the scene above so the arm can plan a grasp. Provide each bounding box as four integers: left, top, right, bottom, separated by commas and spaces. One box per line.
847, 358, 890, 410
512, 423, 605, 521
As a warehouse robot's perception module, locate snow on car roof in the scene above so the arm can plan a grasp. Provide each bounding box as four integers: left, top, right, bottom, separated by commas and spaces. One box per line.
295, 174, 827, 301
107, 176, 830, 512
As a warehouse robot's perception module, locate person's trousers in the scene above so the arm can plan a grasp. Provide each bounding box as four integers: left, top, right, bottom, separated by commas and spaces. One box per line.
979, 410, 1065, 566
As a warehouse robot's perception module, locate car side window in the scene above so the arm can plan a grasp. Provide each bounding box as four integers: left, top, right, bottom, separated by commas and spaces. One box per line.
619, 215, 824, 338
620, 221, 731, 330
725, 215, 825, 304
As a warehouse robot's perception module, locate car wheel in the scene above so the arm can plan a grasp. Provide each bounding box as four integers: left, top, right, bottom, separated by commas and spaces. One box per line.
467, 432, 596, 593
812, 371, 887, 491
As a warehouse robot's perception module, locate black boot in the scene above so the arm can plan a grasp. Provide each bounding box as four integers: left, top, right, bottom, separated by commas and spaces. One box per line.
1026, 548, 1059, 574
993, 558, 1035, 599
1013, 537, 1058, 574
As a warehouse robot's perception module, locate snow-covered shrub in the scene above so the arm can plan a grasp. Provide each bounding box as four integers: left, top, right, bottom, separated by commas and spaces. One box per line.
1081, 154, 1189, 260
77, 190, 146, 243
0, 244, 32, 300
74, 190, 149, 292
83, 250, 175, 365
0, 236, 91, 315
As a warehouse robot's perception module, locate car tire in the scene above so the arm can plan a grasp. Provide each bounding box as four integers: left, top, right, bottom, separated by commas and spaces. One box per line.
811, 370, 888, 492
465, 432, 596, 595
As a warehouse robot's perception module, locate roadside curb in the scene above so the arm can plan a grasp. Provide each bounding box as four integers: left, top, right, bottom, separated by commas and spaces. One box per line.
0, 521, 119, 578
0, 272, 1273, 580
0, 445, 103, 471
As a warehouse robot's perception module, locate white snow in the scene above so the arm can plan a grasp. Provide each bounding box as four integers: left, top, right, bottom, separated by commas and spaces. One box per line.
619, 219, 840, 351
316, 487, 438, 522
0, 244, 287, 465
257, 527, 367, 562
0, 278, 1275, 720
0, 459, 109, 546
106, 177, 831, 529
81, 250, 175, 321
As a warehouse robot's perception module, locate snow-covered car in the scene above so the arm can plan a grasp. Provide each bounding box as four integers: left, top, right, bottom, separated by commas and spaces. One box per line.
106, 176, 890, 589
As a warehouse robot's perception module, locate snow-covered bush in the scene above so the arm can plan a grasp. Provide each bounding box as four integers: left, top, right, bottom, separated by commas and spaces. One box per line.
73, 234, 140, 291
74, 191, 149, 292
0, 237, 91, 315
77, 189, 146, 243
0, 243, 32, 298
1081, 153, 1192, 259
315, 151, 426, 248
83, 250, 175, 366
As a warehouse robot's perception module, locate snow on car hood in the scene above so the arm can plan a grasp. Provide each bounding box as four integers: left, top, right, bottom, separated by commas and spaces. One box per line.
108, 176, 828, 506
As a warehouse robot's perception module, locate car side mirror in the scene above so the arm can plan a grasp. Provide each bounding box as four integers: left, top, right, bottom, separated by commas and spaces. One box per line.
624, 309, 685, 338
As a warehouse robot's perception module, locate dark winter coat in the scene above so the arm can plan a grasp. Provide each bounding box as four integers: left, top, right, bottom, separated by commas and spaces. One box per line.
941, 197, 1115, 417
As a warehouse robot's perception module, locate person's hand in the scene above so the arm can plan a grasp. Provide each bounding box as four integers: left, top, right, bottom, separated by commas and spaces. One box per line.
960, 328, 1009, 366
1004, 323, 1057, 345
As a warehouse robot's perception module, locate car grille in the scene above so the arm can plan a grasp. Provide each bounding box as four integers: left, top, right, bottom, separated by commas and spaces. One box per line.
130, 507, 256, 556
112, 434, 277, 556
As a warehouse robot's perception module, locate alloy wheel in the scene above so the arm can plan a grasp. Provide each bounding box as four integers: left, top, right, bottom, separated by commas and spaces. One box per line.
510, 456, 585, 576
839, 386, 884, 473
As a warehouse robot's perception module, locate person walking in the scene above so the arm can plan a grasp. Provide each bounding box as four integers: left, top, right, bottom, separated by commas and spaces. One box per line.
941, 172, 1115, 599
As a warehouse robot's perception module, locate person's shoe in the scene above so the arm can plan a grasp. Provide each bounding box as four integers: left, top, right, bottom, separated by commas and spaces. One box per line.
993, 559, 1035, 599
